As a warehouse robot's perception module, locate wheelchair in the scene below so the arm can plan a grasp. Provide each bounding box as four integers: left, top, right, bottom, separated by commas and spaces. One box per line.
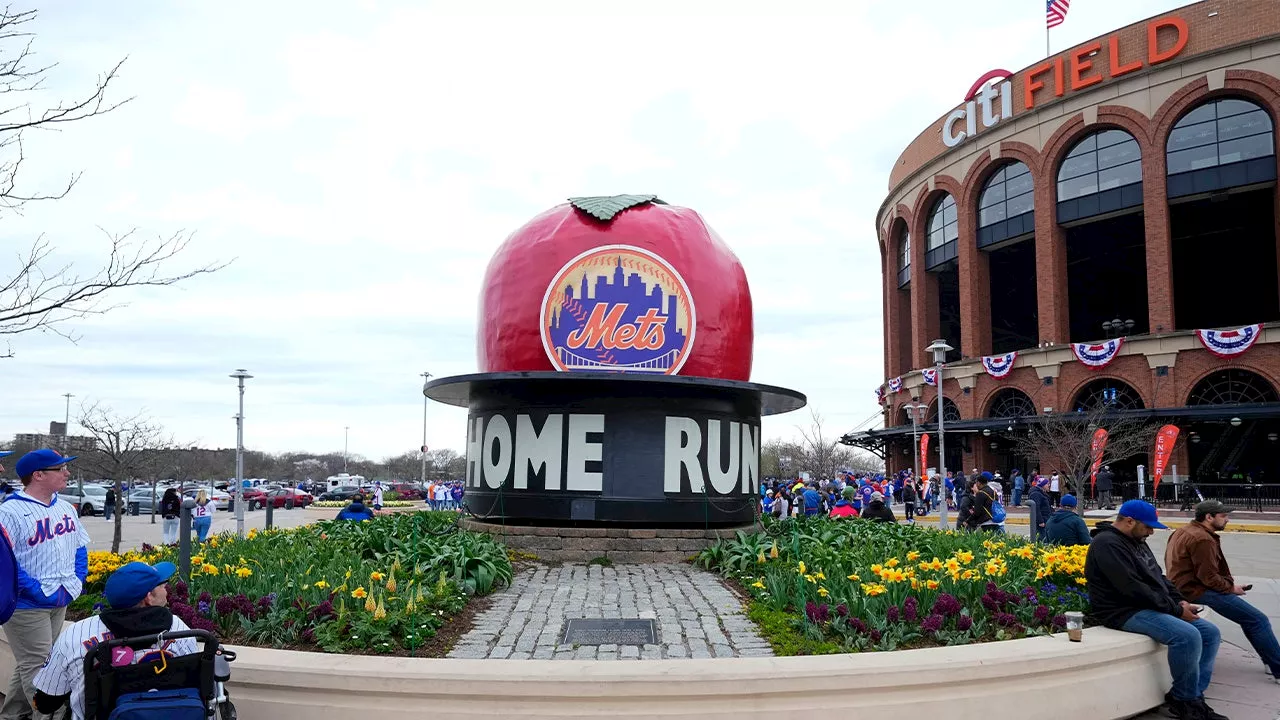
82, 628, 237, 720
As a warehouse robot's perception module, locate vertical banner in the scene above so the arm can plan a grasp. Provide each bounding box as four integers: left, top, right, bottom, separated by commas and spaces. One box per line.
1151, 424, 1180, 495
1089, 428, 1110, 496
920, 433, 930, 474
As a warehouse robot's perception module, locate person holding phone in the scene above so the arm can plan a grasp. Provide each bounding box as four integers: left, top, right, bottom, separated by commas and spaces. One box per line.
1085, 500, 1225, 720
1166, 500, 1280, 685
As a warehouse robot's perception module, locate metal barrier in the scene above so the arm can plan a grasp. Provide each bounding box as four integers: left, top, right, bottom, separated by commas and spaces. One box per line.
1111, 482, 1279, 511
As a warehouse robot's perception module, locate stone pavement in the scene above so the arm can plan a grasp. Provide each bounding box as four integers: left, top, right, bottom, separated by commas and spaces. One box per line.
446, 563, 773, 660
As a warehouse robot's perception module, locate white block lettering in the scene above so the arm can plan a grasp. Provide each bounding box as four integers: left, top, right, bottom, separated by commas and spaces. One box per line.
466, 416, 485, 488
566, 414, 604, 491
741, 424, 759, 495
515, 414, 563, 490
706, 420, 740, 494
482, 415, 512, 489
664, 416, 704, 493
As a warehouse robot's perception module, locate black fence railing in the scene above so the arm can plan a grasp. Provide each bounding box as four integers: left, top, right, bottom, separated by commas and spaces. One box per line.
1111, 482, 1280, 511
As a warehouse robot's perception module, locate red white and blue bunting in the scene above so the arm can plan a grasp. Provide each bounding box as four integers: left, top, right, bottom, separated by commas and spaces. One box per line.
1196, 324, 1261, 358
921, 368, 938, 387
981, 352, 1017, 379
888, 377, 903, 394
1072, 338, 1124, 369
875, 386, 885, 404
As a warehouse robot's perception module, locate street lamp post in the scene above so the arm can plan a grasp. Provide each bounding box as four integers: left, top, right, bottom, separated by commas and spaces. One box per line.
904, 402, 928, 482
344, 426, 350, 473
420, 372, 432, 484
925, 339, 954, 530
230, 369, 252, 537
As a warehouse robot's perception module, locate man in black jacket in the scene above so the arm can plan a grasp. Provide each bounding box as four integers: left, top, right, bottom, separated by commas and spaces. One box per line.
963, 476, 1000, 532
1085, 500, 1224, 720
1096, 465, 1116, 509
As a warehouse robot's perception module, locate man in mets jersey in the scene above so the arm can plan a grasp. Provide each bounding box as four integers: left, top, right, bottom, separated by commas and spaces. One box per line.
0, 450, 89, 720
32, 560, 197, 720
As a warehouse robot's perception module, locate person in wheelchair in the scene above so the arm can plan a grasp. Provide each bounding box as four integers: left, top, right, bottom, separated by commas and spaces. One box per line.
31, 560, 199, 719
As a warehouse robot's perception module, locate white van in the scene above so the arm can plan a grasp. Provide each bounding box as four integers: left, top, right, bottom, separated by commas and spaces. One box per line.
326, 473, 366, 489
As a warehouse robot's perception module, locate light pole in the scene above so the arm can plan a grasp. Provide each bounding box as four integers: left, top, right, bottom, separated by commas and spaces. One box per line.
344, 426, 350, 473
420, 372, 432, 484
63, 392, 78, 499
230, 369, 252, 537
926, 339, 954, 530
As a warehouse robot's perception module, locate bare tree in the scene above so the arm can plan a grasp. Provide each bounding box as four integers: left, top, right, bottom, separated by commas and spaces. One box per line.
76, 403, 173, 553
1009, 407, 1159, 504
795, 409, 876, 479
0, 8, 226, 356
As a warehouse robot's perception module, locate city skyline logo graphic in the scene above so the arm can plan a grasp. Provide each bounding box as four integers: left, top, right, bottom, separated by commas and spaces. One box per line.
540, 245, 695, 374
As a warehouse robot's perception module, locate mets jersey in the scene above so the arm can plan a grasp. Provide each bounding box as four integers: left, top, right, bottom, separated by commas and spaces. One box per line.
0, 491, 90, 608
33, 614, 198, 720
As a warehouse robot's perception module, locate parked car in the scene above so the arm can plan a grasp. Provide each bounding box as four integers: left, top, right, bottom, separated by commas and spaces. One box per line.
125, 490, 161, 513
182, 488, 230, 511
318, 486, 362, 502
236, 488, 270, 510
263, 488, 312, 508
61, 485, 111, 516
389, 483, 424, 500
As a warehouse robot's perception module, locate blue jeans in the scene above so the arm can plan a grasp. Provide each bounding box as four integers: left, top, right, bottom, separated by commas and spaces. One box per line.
1012, 488, 1023, 507
1199, 590, 1280, 675
193, 517, 212, 542
1121, 610, 1220, 701
103, 503, 114, 521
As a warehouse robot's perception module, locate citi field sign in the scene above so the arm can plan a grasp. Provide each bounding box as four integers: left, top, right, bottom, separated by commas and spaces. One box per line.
942, 16, 1188, 148
540, 245, 696, 375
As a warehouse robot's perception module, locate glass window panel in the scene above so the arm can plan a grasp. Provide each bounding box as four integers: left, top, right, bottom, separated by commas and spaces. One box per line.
898, 235, 910, 270
1005, 168, 1033, 197
1178, 103, 1217, 126
1067, 134, 1097, 156
1058, 152, 1097, 181
1058, 173, 1097, 200
944, 220, 958, 243
1167, 144, 1219, 174
927, 227, 945, 250
1167, 121, 1218, 152
1006, 162, 1031, 180
942, 198, 958, 225
1216, 98, 1260, 119
929, 209, 944, 234
1218, 110, 1273, 142
979, 204, 1007, 226
1097, 139, 1141, 170
979, 182, 1005, 208
1218, 133, 1275, 164
1096, 129, 1133, 150
1006, 191, 1034, 217
1098, 160, 1142, 190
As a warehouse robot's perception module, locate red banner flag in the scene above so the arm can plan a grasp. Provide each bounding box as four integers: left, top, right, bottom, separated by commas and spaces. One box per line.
1152, 424, 1180, 494
920, 433, 930, 474
1089, 428, 1110, 496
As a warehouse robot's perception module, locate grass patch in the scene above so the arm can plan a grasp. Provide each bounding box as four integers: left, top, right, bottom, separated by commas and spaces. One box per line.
747, 602, 842, 656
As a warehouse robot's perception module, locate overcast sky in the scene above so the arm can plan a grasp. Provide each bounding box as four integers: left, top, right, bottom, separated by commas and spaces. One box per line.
0, 0, 1187, 461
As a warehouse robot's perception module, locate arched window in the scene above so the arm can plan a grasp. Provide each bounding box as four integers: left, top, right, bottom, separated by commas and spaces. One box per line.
927, 396, 961, 424
987, 388, 1036, 419
1167, 98, 1276, 198
927, 195, 958, 249
896, 226, 910, 287
1072, 378, 1145, 412
978, 162, 1034, 248
1057, 129, 1142, 201
1187, 369, 1279, 405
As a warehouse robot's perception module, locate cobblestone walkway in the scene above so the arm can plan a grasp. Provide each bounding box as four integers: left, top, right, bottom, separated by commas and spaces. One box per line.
446, 563, 774, 660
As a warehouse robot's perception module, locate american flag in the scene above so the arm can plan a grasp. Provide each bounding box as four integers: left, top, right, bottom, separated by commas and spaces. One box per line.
1047, 0, 1070, 28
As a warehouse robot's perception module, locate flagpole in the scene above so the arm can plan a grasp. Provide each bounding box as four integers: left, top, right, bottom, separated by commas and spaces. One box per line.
1046, 25, 1050, 58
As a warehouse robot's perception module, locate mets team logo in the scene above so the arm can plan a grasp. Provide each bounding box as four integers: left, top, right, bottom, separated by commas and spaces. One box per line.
540, 245, 695, 374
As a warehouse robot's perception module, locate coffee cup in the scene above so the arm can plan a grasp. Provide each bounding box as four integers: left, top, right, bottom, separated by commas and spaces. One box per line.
1065, 611, 1084, 642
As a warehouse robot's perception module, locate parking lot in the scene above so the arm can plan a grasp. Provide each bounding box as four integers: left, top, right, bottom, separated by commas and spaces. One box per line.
83, 504, 318, 552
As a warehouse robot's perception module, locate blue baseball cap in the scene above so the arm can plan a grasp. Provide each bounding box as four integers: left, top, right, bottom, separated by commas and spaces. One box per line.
104, 561, 176, 608
15, 449, 76, 479
1117, 499, 1166, 529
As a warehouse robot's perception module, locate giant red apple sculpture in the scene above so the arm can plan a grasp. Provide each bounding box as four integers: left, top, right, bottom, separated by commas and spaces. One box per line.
478, 195, 753, 381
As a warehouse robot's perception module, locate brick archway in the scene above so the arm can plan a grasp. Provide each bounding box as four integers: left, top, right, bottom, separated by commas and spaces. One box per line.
1182, 362, 1280, 406
1062, 375, 1149, 412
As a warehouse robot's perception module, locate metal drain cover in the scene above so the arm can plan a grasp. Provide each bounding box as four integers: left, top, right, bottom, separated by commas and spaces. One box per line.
561, 618, 657, 645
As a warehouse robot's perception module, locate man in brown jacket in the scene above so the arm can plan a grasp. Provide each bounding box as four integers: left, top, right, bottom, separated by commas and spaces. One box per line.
1165, 500, 1280, 683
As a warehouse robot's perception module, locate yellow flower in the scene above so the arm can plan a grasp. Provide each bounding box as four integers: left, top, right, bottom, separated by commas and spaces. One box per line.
846, 574, 860, 581
804, 574, 817, 584
926, 580, 940, 590
769, 543, 779, 559
752, 580, 765, 589
910, 578, 920, 590
956, 550, 974, 564
906, 551, 920, 561
797, 561, 806, 575
817, 587, 829, 597
351, 587, 368, 599
191, 556, 204, 565
929, 558, 944, 571
815, 572, 825, 581
374, 597, 387, 620
235, 567, 253, 578
757, 552, 766, 564
961, 569, 977, 580
1075, 577, 1088, 586
365, 595, 377, 612
370, 571, 386, 582
208, 537, 219, 548
870, 564, 883, 574
885, 558, 900, 568
247, 528, 258, 540
202, 564, 220, 576
314, 580, 329, 589
386, 577, 397, 593
861, 583, 887, 597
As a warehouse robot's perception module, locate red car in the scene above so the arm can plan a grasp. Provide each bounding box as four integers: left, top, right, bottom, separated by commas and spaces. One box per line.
238, 488, 269, 510
265, 488, 313, 508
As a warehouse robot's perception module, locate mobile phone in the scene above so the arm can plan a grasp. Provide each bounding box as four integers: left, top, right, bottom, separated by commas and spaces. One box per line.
1242, 584, 1253, 591
1191, 605, 1204, 614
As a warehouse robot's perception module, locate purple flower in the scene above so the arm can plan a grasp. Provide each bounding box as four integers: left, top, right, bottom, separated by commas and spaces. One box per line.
301, 628, 315, 643
869, 629, 882, 643
197, 600, 211, 616
805, 601, 830, 624
994, 612, 1019, 627
92, 602, 105, 614
920, 614, 944, 634
903, 596, 918, 610
931, 593, 961, 617
985, 582, 999, 595
836, 604, 849, 617
198, 591, 212, 604
981, 595, 999, 613
903, 603, 918, 623
1052, 614, 1068, 630
1041, 582, 1058, 594
850, 617, 869, 634
214, 596, 237, 616
815, 603, 830, 624
1033, 605, 1051, 623
886, 605, 900, 623
955, 614, 973, 632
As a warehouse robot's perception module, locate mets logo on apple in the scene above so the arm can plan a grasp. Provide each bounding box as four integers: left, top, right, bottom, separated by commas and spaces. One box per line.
540, 245, 695, 375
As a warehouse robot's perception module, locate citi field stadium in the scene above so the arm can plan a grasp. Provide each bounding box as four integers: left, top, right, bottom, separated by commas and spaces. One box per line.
851, 0, 1280, 507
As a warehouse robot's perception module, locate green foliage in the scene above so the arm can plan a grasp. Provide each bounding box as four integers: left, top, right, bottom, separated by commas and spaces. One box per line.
587, 556, 612, 567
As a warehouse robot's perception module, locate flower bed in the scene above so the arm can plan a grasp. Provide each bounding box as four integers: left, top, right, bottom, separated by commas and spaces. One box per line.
695, 518, 1089, 655
311, 500, 415, 508
75, 511, 512, 656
